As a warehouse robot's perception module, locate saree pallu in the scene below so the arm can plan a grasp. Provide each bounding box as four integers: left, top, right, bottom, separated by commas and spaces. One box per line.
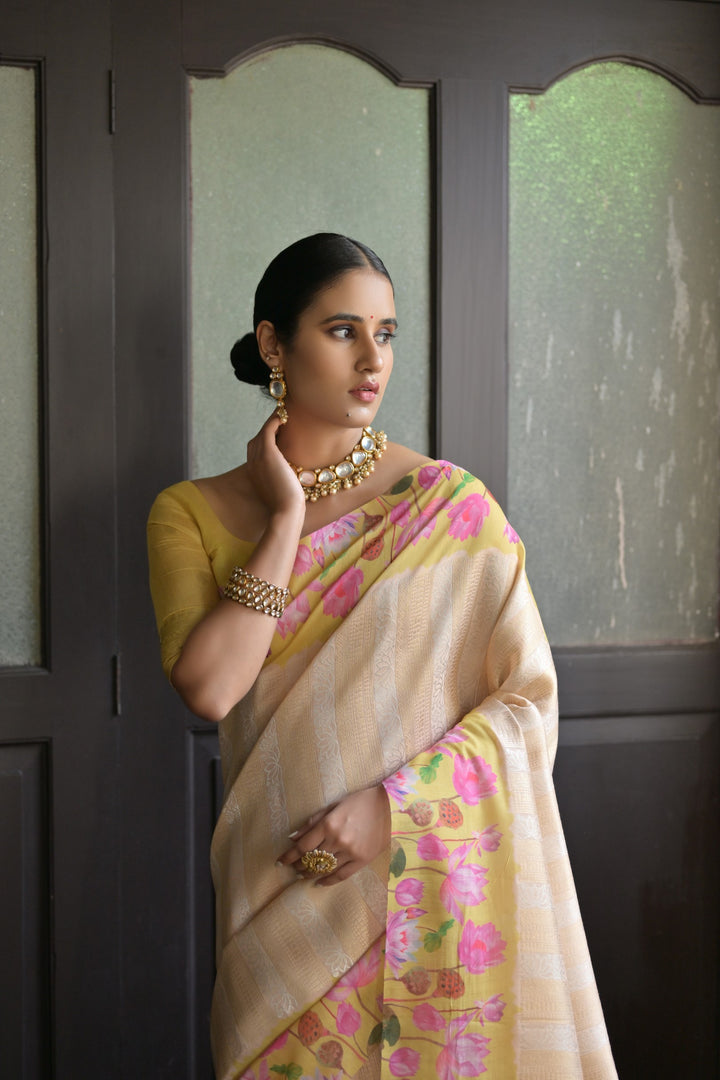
147, 462, 617, 1080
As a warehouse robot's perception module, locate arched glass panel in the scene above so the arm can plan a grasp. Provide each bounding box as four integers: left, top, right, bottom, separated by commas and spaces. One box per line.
508, 62, 720, 646
189, 44, 430, 478
0, 64, 41, 666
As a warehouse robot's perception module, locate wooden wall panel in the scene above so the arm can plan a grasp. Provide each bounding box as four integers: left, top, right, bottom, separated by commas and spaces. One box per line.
188, 726, 221, 1080
555, 713, 719, 1077
0, 742, 50, 1080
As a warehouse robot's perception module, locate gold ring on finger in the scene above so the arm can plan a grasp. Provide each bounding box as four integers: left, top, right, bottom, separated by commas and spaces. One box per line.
300, 848, 338, 875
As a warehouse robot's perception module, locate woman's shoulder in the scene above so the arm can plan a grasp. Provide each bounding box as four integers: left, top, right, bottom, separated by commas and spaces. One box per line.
148, 479, 198, 520
148, 472, 246, 531
380, 442, 433, 485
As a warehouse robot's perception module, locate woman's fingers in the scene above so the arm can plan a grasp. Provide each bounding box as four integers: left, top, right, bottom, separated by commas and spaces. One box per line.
246, 411, 281, 460
288, 805, 335, 842
247, 411, 305, 517
314, 859, 363, 888
277, 821, 331, 867
277, 811, 331, 864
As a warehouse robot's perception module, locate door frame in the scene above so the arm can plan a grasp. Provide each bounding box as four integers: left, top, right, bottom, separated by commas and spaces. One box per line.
112, 2, 720, 1076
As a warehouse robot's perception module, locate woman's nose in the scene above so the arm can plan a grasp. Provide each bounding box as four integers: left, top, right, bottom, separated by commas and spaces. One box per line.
357, 332, 383, 370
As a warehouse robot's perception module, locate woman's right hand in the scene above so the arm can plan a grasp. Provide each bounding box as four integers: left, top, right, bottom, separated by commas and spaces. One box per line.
246, 412, 305, 520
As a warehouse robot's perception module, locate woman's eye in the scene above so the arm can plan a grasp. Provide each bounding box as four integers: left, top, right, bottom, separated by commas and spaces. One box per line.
331, 326, 353, 339
376, 328, 396, 344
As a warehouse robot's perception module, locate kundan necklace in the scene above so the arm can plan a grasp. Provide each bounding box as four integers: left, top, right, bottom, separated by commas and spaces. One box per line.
289, 426, 387, 502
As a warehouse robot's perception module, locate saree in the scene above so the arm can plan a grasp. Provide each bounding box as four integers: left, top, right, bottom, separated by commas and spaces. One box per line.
147, 461, 617, 1080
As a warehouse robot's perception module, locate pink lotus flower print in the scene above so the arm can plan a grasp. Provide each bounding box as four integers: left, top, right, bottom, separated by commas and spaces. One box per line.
503, 521, 520, 544
395, 877, 424, 906
479, 994, 506, 1023
311, 543, 325, 569
397, 497, 449, 550
336, 1001, 361, 1036
385, 909, 422, 977
311, 514, 361, 557
276, 591, 310, 639
390, 500, 411, 528
452, 755, 498, 805
439, 862, 489, 923
418, 462, 454, 490
437, 1032, 491, 1079
291, 543, 314, 576
389, 1047, 422, 1077
413, 1002, 446, 1031
417, 834, 449, 862
476, 825, 502, 852
383, 766, 419, 806
458, 920, 506, 975
447, 494, 490, 540
322, 566, 364, 618
327, 940, 382, 1000
436, 728, 467, 757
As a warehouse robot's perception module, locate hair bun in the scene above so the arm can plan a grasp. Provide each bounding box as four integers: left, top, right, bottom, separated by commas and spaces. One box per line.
230, 333, 268, 386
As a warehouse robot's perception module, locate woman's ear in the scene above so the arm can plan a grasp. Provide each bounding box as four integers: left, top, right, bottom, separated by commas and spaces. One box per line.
256, 321, 281, 369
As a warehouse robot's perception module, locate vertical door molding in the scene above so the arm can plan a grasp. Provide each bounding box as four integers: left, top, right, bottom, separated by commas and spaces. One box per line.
435, 77, 509, 502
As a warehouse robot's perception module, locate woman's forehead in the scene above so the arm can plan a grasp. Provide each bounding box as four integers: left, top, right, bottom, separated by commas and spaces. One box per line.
307, 269, 396, 317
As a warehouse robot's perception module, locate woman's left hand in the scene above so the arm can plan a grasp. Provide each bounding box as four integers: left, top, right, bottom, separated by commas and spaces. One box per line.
278, 785, 391, 887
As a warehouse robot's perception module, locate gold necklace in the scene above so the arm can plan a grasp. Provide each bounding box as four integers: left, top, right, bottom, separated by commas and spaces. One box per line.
290, 427, 387, 502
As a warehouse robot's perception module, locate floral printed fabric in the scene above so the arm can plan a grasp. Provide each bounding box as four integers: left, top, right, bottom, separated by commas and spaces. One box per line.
232, 463, 520, 1079
244, 723, 516, 1080
151, 461, 616, 1080
270, 463, 514, 666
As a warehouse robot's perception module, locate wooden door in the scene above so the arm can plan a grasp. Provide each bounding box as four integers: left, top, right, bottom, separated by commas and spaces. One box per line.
0, 2, 119, 1077
3, 1, 712, 1078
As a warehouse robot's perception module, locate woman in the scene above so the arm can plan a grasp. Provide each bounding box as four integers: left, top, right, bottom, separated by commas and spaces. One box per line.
148, 234, 616, 1080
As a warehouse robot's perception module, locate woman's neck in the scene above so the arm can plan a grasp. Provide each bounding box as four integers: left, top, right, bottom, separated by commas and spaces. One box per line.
275, 419, 367, 469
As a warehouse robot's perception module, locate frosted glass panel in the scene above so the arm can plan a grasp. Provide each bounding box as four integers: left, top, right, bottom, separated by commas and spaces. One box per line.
190, 44, 430, 478
0, 65, 41, 666
508, 63, 720, 646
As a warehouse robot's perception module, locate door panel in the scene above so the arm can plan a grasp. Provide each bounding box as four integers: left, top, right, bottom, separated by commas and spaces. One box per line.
112, 3, 191, 1076
0, 2, 118, 1077
111, 3, 720, 1079
0, 742, 50, 1079
555, 713, 719, 1076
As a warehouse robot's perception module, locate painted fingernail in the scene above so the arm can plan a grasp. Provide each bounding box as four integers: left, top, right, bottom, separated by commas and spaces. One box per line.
288, 830, 300, 839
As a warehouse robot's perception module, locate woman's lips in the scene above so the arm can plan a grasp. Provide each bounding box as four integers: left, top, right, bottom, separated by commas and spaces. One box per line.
350, 383, 379, 402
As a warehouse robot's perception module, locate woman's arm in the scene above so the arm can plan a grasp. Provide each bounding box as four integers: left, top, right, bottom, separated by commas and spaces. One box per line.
152, 414, 306, 722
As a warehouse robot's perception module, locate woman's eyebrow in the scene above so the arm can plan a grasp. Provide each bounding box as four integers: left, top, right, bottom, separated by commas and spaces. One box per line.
320, 312, 398, 327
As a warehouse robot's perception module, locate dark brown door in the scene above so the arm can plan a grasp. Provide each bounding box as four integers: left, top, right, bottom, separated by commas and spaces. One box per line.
0, 2, 119, 1077
114, 5, 720, 1078
114, 4, 720, 1078
3, 2, 718, 1078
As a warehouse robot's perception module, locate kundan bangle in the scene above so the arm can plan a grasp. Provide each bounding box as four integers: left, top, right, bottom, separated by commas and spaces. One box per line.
223, 566, 291, 618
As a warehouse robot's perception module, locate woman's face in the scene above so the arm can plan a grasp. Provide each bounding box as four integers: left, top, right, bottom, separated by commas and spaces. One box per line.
279, 268, 396, 430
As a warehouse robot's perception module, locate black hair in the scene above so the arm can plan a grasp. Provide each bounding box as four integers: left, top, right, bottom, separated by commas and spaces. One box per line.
230, 232, 393, 386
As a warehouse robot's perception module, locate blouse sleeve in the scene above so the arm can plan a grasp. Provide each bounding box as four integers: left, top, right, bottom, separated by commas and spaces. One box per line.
147, 488, 221, 682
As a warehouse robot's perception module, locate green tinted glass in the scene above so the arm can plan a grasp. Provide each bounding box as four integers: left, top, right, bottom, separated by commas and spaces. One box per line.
0, 65, 41, 666
189, 44, 430, 478
509, 62, 720, 646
